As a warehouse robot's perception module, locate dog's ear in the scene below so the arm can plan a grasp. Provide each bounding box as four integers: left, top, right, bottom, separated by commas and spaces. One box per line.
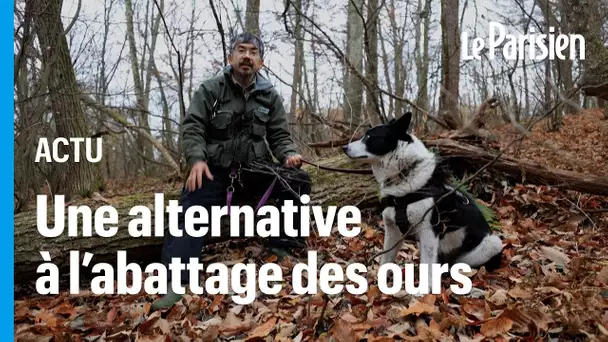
394, 112, 412, 133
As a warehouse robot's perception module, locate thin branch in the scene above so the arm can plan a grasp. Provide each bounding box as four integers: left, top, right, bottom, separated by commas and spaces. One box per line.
209, 0, 227, 65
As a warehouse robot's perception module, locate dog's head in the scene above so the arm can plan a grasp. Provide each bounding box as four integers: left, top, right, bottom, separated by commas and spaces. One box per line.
342, 112, 425, 162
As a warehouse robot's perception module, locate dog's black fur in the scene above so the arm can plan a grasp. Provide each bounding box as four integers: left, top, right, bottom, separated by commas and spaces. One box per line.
342, 112, 504, 287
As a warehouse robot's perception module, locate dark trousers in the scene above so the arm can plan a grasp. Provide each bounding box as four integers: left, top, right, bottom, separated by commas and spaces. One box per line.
160, 161, 312, 284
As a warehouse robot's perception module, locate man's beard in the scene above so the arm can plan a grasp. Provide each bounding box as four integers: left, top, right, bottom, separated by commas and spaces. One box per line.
238, 61, 254, 73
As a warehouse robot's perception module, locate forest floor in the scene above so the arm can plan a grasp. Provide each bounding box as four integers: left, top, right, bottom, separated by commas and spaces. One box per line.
14, 109, 608, 341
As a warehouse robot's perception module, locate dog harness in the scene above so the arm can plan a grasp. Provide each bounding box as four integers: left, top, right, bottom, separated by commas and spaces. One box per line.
378, 180, 473, 239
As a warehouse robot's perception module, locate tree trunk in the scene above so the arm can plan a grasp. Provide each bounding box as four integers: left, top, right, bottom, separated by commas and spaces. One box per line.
15, 0, 39, 213
245, 0, 260, 36
378, 24, 394, 118
439, 0, 462, 129
290, 0, 303, 132
425, 139, 608, 196
30, 0, 101, 202
365, 0, 381, 125
556, 0, 575, 114
14, 188, 242, 284
562, 0, 608, 100
124, 0, 156, 175
415, 0, 431, 129
387, 0, 404, 119
342, 0, 364, 129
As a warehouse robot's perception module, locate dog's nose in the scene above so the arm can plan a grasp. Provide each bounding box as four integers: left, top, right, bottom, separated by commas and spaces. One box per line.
342, 145, 348, 152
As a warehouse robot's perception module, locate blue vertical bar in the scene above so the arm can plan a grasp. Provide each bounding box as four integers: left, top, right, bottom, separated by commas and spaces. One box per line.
4, 0, 15, 339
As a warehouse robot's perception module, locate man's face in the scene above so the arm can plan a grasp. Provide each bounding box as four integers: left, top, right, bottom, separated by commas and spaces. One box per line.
228, 42, 263, 77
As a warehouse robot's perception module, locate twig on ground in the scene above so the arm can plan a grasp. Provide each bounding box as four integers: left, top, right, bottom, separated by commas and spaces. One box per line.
315, 293, 330, 334
563, 196, 599, 231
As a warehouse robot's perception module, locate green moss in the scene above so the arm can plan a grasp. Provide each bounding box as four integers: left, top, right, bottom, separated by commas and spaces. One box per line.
450, 176, 501, 231
116, 193, 153, 209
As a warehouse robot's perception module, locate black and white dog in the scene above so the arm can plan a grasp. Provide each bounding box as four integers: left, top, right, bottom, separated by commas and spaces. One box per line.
343, 112, 503, 279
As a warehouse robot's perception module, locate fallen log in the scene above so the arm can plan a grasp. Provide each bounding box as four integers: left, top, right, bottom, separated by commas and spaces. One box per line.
15, 190, 177, 286
306, 137, 608, 197
427, 139, 608, 197
14, 139, 608, 285
13, 166, 378, 285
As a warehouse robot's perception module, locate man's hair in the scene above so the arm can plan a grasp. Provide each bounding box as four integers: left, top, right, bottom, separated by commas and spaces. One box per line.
229, 32, 264, 58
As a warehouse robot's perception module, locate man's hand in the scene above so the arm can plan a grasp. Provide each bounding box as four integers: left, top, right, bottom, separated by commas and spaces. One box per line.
186, 161, 214, 191
284, 154, 303, 168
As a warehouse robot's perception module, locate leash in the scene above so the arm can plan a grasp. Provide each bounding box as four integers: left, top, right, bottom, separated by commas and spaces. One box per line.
226, 164, 277, 215
301, 158, 373, 175
225, 158, 372, 214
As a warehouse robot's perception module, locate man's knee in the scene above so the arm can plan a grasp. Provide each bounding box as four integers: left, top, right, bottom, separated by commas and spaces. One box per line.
180, 179, 225, 206
290, 168, 312, 195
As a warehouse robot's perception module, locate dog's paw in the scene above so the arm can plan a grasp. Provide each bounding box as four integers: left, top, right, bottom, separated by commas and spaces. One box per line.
382, 207, 397, 225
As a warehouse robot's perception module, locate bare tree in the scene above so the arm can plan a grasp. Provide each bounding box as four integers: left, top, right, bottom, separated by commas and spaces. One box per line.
245, 0, 260, 35
124, 0, 163, 175
414, 0, 431, 129
365, 0, 381, 125
343, 0, 365, 129
439, 0, 462, 129
29, 0, 102, 201
290, 0, 304, 128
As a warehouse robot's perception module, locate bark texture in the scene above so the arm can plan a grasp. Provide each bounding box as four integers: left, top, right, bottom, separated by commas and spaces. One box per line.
30, 0, 101, 201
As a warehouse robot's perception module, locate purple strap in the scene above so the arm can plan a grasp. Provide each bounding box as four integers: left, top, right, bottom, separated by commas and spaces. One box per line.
255, 177, 277, 212
226, 165, 277, 215
226, 190, 233, 215
226, 166, 237, 216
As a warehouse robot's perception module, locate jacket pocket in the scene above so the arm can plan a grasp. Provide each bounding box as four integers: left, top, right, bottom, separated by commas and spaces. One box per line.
252, 107, 270, 138
210, 110, 232, 140
206, 143, 222, 161
251, 139, 271, 161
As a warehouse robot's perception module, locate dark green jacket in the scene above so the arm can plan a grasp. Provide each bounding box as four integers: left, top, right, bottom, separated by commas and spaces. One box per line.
181, 65, 297, 169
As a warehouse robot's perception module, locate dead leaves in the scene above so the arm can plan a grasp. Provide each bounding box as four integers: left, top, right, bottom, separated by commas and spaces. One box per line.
14, 152, 608, 341
218, 312, 252, 337
328, 318, 357, 342
245, 316, 277, 341
596, 266, 608, 286
461, 298, 491, 321
494, 109, 608, 177
507, 286, 533, 300
488, 289, 509, 306
399, 296, 438, 317
137, 312, 170, 338
480, 315, 513, 337
539, 245, 571, 266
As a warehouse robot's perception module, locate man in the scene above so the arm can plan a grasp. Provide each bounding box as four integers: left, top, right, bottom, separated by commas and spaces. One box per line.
151, 33, 312, 310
